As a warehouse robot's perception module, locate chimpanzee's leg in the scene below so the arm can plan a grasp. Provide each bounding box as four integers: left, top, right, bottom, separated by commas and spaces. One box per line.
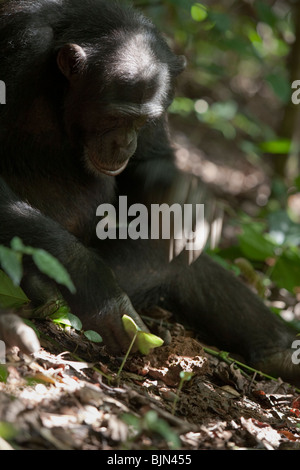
101, 238, 300, 385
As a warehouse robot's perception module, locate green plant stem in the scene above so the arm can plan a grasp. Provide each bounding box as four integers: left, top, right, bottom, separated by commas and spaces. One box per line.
171, 379, 184, 415
203, 346, 276, 380
203, 346, 300, 393
117, 332, 137, 378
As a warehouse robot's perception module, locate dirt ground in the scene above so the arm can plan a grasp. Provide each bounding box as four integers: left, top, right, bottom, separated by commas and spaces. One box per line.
0, 303, 300, 451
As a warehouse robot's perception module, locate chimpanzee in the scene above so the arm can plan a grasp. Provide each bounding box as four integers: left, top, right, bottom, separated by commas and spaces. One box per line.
0, 0, 299, 385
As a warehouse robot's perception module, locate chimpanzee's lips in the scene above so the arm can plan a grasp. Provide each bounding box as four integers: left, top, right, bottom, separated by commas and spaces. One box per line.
88, 154, 130, 176
97, 159, 130, 176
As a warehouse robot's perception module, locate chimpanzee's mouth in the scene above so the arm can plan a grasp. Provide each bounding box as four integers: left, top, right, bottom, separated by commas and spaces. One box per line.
85, 149, 130, 176
96, 158, 130, 176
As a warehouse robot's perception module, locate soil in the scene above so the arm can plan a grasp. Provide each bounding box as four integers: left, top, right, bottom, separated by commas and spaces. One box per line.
0, 312, 299, 451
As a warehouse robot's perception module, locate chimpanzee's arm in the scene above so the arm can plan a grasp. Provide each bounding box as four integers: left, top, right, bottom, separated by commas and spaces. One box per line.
0, 177, 146, 353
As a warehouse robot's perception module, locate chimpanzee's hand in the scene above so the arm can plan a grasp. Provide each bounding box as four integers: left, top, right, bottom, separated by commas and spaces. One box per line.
60, 250, 150, 354
0, 294, 148, 357
0, 312, 40, 354
80, 292, 149, 354
0, 249, 148, 356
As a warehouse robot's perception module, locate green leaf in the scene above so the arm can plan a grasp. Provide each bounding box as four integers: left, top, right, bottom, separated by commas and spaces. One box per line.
238, 225, 276, 261
10, 238, 76, 294
0, 421, 16, 439
294, 174, 300, 190
179, 370, 193, 381
191, 3, 207, 22
266, 73, 291, 104
144, 411, 180, 450
33, 299, 65, 319
0, 270, 29, 309
271, 250, 300, 293
122, 314, 141, 336
121, 413, 141, 429
54, 305, 69, 314
259, 139, 291, 154
32, 249, 76, 294
254, 0, 278, 27
0, 365, 8, 383
122, 315, 164, 355
207, 11, 231, 32
84, 330, 103, 343
0, 246, 23, 285
50, 310, 82, 331
137, 332, 164, 355
206, 251, 241, 275
169, 97, 194, 116
223, 37, 251, 56
10, 236, 28, 253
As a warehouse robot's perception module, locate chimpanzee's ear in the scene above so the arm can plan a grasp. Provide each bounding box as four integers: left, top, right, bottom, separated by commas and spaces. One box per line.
169, 54, 187, 77
176, 55, 187, 74
57, 43, 87, 79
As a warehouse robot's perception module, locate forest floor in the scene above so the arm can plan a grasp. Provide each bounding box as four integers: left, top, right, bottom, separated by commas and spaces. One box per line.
0, 315, 300, 451
0, 129, 300, 451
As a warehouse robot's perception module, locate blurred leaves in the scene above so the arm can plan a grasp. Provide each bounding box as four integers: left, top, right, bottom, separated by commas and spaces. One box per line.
259, 139, 291, 154
0, 270, 29, 309
212, 207, 300, 296
134, 1, 300, 311
191, 3, 207, 22
0, 238, 75, 309
133, 0, 294, 161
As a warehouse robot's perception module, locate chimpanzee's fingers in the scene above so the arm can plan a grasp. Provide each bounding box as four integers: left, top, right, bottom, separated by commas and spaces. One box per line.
0, 313, 40, 355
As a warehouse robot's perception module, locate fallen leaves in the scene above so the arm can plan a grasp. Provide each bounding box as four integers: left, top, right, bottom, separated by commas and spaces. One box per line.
0, 322, 300, 450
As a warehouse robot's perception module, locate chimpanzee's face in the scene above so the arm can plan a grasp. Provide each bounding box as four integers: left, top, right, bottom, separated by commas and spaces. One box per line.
57, 32, 181, 176
79, 58, 170, 176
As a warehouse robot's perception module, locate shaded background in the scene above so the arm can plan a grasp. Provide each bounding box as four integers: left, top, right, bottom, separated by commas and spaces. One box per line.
133, 0, 299, 176
132, 0, 300, 326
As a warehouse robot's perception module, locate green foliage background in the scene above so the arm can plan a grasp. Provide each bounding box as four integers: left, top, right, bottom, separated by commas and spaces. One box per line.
131, 0, 300, 317
132, 0, 294, 151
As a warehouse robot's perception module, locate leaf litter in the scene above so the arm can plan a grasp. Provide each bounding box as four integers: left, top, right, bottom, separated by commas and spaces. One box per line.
0, 312, 300, 451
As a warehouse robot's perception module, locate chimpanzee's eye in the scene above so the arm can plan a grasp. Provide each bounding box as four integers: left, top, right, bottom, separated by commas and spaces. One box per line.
134, 116, 148, 129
